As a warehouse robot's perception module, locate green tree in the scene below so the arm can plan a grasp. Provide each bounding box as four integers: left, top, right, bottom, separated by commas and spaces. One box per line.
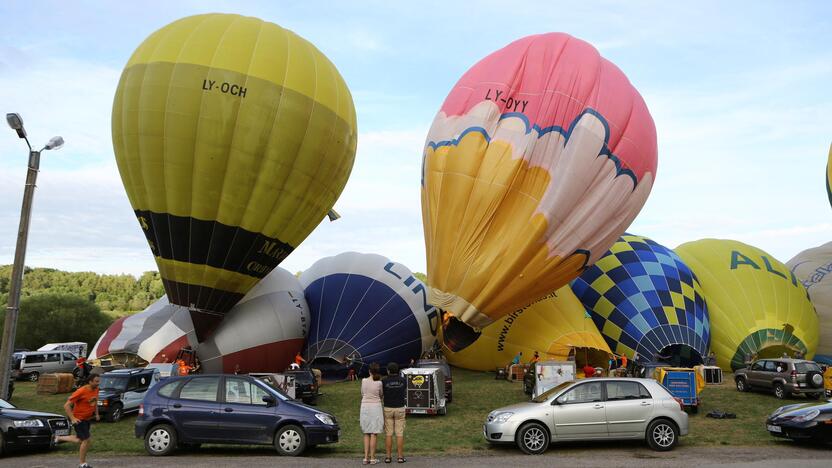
0, 293, 110, 350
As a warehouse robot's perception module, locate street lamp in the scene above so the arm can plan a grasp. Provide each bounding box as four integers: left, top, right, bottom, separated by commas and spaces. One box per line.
0, 113, 64, 399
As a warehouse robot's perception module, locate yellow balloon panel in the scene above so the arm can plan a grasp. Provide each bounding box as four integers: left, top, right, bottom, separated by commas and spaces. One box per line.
788, 241, 832, 364
675, 239, 819, 370
444, 286, 611, 371
111, 14, 357, 334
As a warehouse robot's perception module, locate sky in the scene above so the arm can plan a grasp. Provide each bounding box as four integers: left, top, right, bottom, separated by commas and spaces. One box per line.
1, 0, 830, 278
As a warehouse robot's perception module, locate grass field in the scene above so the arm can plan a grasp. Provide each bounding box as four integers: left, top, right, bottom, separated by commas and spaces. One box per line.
11, 369, 807, 457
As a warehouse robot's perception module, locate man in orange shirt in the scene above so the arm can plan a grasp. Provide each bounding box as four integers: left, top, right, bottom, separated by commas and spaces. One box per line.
56, 374, 101, 468
295, 352, 306, 367
620, 354, 628, 373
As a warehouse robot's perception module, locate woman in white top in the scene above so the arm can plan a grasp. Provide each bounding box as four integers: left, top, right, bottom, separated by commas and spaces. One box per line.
360, 362, 384, 464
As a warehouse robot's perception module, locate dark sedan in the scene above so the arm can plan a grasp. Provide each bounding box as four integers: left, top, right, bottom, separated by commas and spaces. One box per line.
0, 399, 70, 455
766, 399, 832, 443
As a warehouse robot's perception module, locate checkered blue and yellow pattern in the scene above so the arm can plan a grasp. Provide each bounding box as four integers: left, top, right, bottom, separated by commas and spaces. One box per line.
571, 233, 711, 362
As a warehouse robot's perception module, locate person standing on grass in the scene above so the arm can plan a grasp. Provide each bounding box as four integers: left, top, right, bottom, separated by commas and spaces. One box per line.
382, 362, 407, 464
56, 374, 101, 468
360, 362, 384, 465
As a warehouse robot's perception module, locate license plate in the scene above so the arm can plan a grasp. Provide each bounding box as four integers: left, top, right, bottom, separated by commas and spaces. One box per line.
55, 429, 69, 436
799, 383, 806, 388
767, 425, 781, 433
411, 409, 426, 414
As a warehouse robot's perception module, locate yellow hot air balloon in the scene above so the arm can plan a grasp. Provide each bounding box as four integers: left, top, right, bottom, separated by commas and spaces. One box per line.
443, 287, 611, 372
421, 34, 657, 350
788, 242, 832, 365
112, 14, 357, 338
675, 239, 819, 371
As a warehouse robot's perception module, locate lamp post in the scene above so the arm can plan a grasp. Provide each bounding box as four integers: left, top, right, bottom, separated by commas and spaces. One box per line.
0, 113, 63, 399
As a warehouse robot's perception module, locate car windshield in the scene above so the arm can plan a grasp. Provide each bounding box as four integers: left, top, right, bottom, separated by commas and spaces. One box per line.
0, 399, 15, 409
289, 372, 313, 384
99, 376, 128, 391
531, 381, 574, 403
795, 362, 821, 373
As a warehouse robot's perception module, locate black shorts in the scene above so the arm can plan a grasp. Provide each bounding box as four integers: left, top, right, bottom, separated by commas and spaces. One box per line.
74, 420, 92, 441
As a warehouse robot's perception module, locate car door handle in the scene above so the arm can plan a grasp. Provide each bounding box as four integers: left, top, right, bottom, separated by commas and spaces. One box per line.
640, 402, 652, 406
224, 407, 234, 412
593, 404, 604, 409
172, 403, 182, 409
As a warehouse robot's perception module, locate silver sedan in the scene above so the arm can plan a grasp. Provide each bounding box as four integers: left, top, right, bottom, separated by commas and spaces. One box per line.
483, 377, 689, 454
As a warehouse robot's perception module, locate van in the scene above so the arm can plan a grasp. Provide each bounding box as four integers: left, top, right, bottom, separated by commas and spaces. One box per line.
13, 351, 77, 382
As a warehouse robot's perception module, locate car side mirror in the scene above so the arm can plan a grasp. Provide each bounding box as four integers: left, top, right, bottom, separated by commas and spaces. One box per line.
551, 398, 561, 406
263, 395, 276, 407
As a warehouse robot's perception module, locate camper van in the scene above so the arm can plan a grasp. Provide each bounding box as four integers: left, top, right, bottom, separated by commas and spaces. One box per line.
12, 351, 78, 381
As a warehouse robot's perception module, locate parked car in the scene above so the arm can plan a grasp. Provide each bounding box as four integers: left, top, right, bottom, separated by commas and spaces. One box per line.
38, 342, 88, 359
483, 378, 689, 454
0, 398, 70, 455
415, 359, 453, 403
11, 351, 77, 382
766, 399, 832, 443
283, 369, 318, 405
135, 374, 339, 456
734, 359, 825, 399
98, 368, 161, 422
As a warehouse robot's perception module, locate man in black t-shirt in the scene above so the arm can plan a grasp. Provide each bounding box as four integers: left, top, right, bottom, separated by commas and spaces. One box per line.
382, 362, 407, 463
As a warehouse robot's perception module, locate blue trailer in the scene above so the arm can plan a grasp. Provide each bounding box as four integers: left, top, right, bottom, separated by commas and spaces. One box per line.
655, 367, 703, 413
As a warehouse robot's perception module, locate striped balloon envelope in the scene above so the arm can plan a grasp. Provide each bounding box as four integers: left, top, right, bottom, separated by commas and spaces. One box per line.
198, 267, 309, 373
676, 239, 819, 370
89, 298, 197, 366
300, 252, 439, 375
112, 14, 357, 339
571, 234, 710, 366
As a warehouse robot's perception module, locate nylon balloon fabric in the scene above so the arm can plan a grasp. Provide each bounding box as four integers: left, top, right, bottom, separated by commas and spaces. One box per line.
676, 239, 819, 371
300, 253, 439, 373
571, 234, 710, 366
443, 286, 611, 372
420, 33, 657, 350
788, 241, 832, 365
89, 297, 197, 365
111, 14, 357, 338
826, 143, 831, 209
197, 267, 309, 373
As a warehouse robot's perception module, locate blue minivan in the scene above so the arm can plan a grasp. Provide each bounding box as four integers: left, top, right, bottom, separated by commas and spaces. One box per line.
135, 374, 339, 456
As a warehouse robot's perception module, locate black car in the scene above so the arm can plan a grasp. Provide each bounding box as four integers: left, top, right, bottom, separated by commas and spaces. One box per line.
98, 368, 161, 422
415, 359, 453, 403
0, 399, 70, 455
135, 374, 339, 456
766, 399, 832, 443
284, 370, 319, 405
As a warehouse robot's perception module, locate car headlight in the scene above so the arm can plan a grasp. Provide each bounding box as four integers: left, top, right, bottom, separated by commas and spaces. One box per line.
491, 412, 514, 423
13, 419, 44, 428
791, 409, 820, 423
315, 413, 336, 425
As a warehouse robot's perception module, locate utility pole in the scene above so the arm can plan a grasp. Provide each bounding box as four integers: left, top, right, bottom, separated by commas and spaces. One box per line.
0, 113, 63, 399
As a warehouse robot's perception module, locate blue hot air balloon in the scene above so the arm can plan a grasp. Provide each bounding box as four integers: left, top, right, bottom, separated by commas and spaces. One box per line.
571, 233, 711, 367
300, 252, 439, 376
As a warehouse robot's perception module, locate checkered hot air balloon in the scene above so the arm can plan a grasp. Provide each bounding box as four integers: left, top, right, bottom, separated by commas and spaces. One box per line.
571, 233, 711, 366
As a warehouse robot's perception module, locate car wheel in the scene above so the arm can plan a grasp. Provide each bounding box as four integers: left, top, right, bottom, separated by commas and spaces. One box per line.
735, 377, 748, 392
145, 424, 177, 456
274, 424, 306, 456
438, 406, 447, 415
108, 403, 123, 423
646, 419, 678, 451
774, 383, 786, 399
28, 372, 39, 382
516, 422, 549, 455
